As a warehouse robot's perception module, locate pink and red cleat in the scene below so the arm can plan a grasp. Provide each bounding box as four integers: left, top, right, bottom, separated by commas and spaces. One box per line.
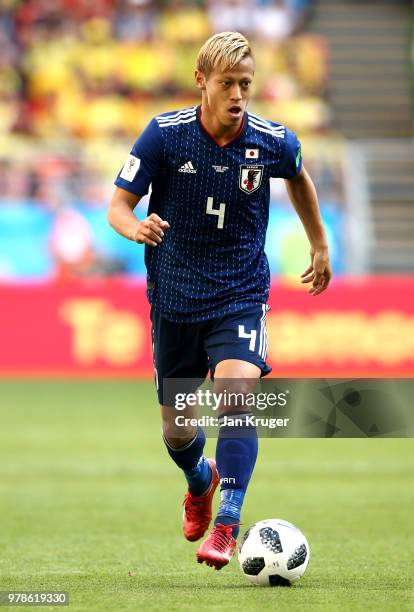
182, 458, 238, 570
183, 458, 219, 542
196, 522, 238, 570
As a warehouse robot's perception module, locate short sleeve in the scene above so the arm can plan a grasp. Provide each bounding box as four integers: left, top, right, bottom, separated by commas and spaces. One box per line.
272, 128, 302, 179
114, 118, 163, 195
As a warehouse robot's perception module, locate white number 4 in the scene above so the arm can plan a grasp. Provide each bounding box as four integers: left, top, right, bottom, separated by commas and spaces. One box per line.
206, 196, 226, 229
238, 325, 257, 351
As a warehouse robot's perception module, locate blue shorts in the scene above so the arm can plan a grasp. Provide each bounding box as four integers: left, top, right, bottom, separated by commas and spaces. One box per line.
151, 304, 272, 405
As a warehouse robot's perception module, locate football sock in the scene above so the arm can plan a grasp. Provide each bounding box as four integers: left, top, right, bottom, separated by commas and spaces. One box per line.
215, 412, 258, 539
163, 426, 212, 496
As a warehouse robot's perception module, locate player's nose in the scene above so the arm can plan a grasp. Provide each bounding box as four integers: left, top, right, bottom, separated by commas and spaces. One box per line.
230, 85, 242, 101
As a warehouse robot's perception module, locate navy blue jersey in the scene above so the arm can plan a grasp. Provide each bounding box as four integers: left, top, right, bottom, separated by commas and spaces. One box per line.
115, 105, 302, 322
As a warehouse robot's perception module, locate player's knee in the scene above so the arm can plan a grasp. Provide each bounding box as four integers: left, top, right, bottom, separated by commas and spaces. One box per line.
162, 420, 197, 448
214, 376, 256, 409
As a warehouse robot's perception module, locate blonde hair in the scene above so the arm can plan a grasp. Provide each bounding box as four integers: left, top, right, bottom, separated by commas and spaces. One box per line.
196, 31, 253, 77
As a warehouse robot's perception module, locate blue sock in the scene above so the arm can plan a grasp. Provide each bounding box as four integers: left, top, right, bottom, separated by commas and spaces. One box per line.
163, 427, 212, 496
215, 412, 258, 539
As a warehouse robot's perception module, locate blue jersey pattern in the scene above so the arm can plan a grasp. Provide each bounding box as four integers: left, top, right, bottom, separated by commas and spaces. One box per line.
115, 106, 302, 322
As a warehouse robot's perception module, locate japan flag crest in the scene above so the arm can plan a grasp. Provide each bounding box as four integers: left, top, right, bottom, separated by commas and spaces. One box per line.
245, 148, 259, 159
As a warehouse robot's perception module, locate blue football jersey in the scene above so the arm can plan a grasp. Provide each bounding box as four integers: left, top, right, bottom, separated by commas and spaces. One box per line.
114, 105, 302, 322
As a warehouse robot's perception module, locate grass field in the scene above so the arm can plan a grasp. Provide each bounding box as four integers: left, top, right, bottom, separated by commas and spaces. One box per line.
0, 380, 413, 611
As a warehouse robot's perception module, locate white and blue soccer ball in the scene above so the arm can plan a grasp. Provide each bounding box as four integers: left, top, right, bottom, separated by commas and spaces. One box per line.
238, 519, 310, 586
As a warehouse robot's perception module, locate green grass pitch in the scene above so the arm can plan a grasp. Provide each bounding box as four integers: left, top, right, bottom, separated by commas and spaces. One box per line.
0, 380, 413, 611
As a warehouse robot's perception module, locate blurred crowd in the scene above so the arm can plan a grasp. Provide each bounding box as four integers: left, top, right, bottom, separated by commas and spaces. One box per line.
0, 135, 345, 280
0, 0, 329, 139
0, 0, 343, 280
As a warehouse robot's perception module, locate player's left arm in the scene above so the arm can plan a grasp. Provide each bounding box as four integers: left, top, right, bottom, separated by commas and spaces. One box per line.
285, 165, 332, 296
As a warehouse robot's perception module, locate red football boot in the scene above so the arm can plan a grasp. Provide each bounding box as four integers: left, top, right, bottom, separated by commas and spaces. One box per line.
183, 459, 219, 542
196, 522, 239, 570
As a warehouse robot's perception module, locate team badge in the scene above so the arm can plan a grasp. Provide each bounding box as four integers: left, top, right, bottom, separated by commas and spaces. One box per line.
239, 164, 264, 194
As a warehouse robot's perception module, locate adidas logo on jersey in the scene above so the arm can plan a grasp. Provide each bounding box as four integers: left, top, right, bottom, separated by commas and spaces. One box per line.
178, 161, 197, 174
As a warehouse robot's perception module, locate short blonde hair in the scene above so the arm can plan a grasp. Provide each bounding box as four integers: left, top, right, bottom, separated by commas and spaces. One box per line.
196, 31, 253, 78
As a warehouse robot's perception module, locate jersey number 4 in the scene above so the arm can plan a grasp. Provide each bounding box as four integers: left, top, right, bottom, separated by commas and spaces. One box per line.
206, 196, 226, 229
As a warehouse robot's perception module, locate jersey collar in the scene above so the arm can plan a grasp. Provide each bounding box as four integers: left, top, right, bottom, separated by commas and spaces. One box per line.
196, 105, 246, 148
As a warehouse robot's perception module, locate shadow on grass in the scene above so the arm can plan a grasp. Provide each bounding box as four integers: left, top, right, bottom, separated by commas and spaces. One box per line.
123, 575, 412, 593
2, 573, 411, 594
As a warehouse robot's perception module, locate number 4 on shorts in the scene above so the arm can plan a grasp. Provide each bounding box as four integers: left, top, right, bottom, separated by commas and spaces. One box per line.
238, 325, 257, 351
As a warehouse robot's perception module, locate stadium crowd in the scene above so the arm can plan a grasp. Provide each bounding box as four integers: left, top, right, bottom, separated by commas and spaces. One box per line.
0, 0, 344, 280
0, 0, 328, 138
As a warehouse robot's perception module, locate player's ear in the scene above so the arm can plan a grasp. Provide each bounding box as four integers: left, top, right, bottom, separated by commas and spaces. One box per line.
195, 69, 206, 90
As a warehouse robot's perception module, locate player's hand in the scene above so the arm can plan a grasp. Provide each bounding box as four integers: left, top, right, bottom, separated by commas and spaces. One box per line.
301, 247, 332, 296
131, 213, 170, 247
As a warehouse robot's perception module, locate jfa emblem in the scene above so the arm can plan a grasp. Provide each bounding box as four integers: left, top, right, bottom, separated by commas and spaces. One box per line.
239, 164, 264, 194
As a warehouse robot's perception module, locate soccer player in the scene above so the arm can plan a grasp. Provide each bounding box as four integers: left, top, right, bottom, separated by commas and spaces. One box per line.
108, 31, 331, 570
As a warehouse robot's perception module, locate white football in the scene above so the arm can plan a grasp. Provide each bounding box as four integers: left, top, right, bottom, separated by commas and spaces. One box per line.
238, 518, 310, 586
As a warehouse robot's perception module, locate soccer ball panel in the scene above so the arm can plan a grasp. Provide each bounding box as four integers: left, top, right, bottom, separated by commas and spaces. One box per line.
287, 542, 308, 570
259, 526, 283, 553
241, 557, 265, 576
268, 574, 291, 587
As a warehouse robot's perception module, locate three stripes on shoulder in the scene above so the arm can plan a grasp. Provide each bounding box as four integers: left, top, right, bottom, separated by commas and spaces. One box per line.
156, 108, 285, 139
156, 107, 197, 128
247, 113, 285, 139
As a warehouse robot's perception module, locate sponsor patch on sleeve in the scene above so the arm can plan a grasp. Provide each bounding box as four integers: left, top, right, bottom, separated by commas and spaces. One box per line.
120, 155, 140, 181
296, 143, 302, 168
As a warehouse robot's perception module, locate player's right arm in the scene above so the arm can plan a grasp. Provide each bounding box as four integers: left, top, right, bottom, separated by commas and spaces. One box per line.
108, 188, 169, 247
108, 117, 169, 247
